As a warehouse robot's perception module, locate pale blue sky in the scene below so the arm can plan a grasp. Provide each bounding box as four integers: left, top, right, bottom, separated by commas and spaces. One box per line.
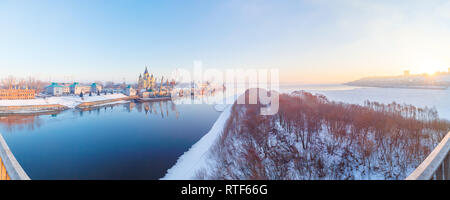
1, 0, 450, 83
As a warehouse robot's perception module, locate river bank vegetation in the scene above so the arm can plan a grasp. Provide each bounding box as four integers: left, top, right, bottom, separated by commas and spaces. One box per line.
196, 89, 450, 180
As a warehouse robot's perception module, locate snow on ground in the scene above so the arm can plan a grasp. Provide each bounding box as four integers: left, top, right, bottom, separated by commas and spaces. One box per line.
161, 104, 232, 180
162, 85, 450, 180
0, 94, 127, 108
81, 100, 131, 108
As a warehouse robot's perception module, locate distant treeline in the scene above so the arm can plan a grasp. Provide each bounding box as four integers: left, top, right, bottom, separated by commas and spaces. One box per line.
0, 75, 132, 94
196, 89, 450, 180
0, 76, 48, 93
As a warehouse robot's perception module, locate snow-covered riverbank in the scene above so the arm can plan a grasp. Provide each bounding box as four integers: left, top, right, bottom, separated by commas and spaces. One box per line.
161, 104, 232, 180
0, 94, 128, 109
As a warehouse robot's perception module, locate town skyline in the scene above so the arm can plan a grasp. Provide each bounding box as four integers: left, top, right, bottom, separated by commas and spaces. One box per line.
2, 65, 450, 85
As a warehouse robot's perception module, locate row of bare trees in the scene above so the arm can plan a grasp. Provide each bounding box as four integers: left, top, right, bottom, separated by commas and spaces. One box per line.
197, 89, 450, 180
0, 76, 48, 93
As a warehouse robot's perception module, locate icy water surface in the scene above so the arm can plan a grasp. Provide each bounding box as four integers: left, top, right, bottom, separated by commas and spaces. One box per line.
279, 84, 450, 120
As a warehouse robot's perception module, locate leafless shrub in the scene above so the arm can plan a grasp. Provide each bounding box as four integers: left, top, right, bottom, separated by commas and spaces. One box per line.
202, 90, 450, 180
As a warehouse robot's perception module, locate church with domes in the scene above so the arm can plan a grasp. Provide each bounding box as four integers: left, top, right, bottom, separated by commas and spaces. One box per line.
138, 67, 156, 90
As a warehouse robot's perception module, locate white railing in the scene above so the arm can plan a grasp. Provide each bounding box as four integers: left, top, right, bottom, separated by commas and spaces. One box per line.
406, 132, 450, 180
0, 133, 30, 180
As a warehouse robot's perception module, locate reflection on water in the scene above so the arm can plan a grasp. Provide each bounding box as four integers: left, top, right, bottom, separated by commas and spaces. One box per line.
0, 101, 181, 132
79, 101, 181, 119
0, 98, 221, 180
0, 114, 43, 132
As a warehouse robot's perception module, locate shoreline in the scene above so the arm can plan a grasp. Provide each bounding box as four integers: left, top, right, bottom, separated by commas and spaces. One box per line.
0, 95, 182, 114
76, 95, 138, 109
344, 83, 449, 90
161, 104, 232, 180
0, 104, 69, 114
0, 95, 138, 114
136, 97, 172, 102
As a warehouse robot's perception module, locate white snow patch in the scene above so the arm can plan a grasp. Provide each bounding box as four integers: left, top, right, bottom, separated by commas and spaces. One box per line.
0, 94, 127, 109
82, 100, 131, 108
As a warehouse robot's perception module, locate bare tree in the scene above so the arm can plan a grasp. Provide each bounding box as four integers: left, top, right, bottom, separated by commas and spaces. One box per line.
1, 76, 17, 89
202, 90, 450, 180
1, 76, 47, 94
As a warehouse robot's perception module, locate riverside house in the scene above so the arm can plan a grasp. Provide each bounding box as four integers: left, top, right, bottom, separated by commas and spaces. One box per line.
91, 83, 102, 93
45, 83, 64, 96
70, 82, 91, 95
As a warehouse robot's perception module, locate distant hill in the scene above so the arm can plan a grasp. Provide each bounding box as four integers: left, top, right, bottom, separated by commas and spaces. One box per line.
346, 72, 450, 90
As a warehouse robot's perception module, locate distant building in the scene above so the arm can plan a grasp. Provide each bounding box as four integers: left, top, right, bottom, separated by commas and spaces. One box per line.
63, 86, 70, 94
135, 67, 174, 98
91, 83, 102, 93
59, 83, 71, 94
0, 89, 35, 100
141, 91, 153, 98
70, 82, 91, 95
46, 83, 64, 96
404, 70, 410, 76
138, 67, 156, 90
125, 85, 136, 96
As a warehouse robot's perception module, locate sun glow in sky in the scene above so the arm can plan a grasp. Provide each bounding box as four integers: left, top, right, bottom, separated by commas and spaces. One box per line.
414, 66, 448, 76
410, 61, 449, 75
1, 0, 450, 83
